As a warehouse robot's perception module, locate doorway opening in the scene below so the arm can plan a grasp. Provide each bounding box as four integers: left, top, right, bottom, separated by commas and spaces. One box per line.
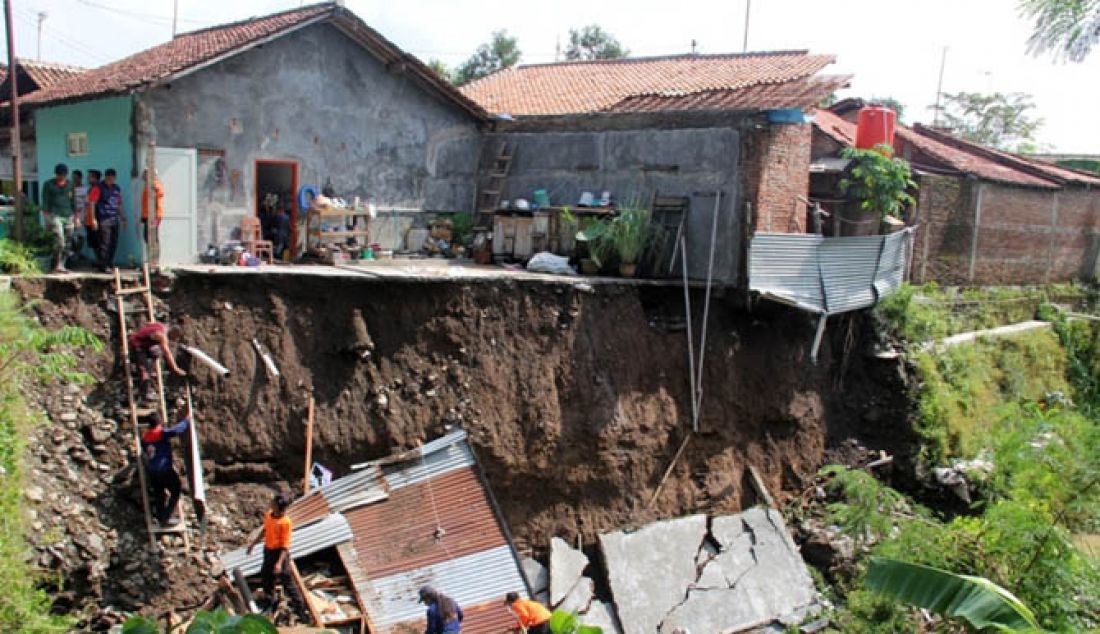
255, 160, 299, 259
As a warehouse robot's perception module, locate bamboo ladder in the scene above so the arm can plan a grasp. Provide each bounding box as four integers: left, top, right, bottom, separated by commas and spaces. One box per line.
113, 264, 189, 549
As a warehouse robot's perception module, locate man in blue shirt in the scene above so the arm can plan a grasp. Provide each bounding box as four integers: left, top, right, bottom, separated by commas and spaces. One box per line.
140, 412, 190, 527
419, 585, 463, 634
87, 168, 126, 273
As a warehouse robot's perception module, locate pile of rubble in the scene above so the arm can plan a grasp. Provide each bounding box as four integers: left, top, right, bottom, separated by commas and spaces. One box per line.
525, 508, 821, 634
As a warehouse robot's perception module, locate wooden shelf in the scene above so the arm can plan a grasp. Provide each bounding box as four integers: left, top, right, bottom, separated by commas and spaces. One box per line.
308, 208, 371, 218
310, 230, 371, 237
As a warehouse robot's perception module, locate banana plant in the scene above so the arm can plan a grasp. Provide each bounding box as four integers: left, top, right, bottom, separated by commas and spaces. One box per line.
122, 609, 276, 634
548, 609, 603, 634
865, 557, 1043, 632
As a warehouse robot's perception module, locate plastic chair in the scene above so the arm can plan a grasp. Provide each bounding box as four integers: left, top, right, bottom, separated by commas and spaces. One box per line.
240, 216, 274, 264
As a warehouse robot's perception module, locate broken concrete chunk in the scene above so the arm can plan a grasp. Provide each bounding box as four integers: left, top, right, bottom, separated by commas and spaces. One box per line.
695, 539, 718, 568
662, 507, 817, 634
556, 576, 595, 614
583, 601, 623, 634
521, 556, 549, 594
599, 514, 707, 634
550, 537, 590, 606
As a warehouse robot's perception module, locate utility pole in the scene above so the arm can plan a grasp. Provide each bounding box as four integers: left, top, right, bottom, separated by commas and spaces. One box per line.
36, 11, 46, 60
933, 46, 948, 127
742, 0, 751, 53
171, 0, 178, 38
691, 39, 697, 55
5, 0, 23, 242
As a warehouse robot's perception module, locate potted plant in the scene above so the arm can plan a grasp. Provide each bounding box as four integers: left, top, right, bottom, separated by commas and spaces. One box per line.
575, 216, 608, 275
838, 144, 917, 234
600, 207, 657, 277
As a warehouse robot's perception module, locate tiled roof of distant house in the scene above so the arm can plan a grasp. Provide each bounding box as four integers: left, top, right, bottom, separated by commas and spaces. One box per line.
812, 109, 1081, 189
461, 50, 839, 116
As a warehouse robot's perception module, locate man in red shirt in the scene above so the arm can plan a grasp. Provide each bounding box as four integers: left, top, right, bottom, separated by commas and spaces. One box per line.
128, 321, 186, 402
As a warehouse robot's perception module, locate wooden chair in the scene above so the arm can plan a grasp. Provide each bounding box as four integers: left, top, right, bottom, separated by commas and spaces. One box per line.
240, 216, 274, 264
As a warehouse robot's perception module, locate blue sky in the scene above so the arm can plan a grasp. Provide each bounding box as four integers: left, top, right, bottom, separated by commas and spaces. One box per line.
6, 0, 1099, 152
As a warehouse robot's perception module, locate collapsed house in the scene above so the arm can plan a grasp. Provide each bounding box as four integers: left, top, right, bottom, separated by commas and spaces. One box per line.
220, 430, 528, 633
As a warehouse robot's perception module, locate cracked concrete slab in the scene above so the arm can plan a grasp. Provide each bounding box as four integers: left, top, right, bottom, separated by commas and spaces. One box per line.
550, 537, 590, 606
599, 514, 708, 634
557, 576, 595, 614
521, 556, 549, 594
583, 601, 623, 634
662, 507, 817, 633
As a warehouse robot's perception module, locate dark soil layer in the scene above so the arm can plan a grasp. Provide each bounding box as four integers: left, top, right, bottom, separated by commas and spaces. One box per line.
15, 272, 915, 621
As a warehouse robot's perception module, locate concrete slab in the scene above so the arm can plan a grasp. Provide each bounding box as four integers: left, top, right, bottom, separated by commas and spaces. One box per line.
662, 508, 817, 633
599, 514, 708, 634
521, 556, 549, 594
550, 537, 590, 606
583, 601, 623, 634
556, 576, 595, 614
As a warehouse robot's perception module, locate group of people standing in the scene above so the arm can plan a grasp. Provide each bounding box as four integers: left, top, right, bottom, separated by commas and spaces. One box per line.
40, 162, 164, 273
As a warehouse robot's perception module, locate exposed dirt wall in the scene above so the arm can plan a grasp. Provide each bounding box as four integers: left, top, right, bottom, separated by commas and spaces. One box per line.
20, 273, 912, 558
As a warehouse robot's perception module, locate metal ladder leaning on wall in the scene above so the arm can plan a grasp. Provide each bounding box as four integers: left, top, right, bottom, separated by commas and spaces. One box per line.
112, 264, 189, 550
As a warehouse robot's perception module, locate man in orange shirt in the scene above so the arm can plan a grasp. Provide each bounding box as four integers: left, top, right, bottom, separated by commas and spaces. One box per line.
141, 169, 165, 264
505, 592, 552, 634
247, 494, 303, 615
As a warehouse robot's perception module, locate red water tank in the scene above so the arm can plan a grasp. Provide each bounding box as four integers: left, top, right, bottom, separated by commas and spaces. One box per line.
855, 106, 897, 150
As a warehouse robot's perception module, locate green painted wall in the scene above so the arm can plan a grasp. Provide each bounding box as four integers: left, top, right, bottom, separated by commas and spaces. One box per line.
36, 96, 142, 265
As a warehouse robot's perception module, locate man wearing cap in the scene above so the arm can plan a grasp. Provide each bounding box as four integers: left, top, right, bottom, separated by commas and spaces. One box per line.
505, 592, 551, 634
247, 494, 304, 615
419, 585, 464, 633
140, 411, 190, 527
42, 163, 76, 273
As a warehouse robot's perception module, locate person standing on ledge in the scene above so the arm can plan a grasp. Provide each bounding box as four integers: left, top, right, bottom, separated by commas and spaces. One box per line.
41, 163, 76, 273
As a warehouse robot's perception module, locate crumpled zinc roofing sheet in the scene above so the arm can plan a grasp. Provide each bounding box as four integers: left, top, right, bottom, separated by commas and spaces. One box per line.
220, 513, 352, 576
368, 545, 527, 629
749, 229, 914, 315
380, 430, 475, 490
286, 464, 388, 529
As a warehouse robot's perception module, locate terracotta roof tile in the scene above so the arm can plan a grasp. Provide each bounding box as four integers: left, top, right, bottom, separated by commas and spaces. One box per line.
24, 3, 334, 106
812, 109, 1059, 188
18, 60, 85, 89
461, 50, 835, 116
610, 74, 850, 113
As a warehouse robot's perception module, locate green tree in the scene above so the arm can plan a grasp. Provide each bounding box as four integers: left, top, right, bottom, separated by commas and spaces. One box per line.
453, 30, 521, 86
425, 58, 452, 84
1020, 0, 1100, 61
940, 91, 1044, 152
839, 145, 917, 219
564, 25, 629, 61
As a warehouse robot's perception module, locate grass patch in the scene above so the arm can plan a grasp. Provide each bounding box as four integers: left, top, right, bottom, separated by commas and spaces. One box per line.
914, 329, 1068, 463
0, 291, 100, 632
876, 282, 1087, 342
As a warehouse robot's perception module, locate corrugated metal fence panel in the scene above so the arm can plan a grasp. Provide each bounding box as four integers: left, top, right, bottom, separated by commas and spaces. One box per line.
874, 229, 913, 297
820, 235, 882, 314
365, 545, 527, 628
383, 439, 475, 491
749, 233, 826, 311
220, 514, 352, 577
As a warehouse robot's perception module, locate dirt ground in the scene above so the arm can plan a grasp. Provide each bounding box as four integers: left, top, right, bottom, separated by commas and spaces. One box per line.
14, 271, 915, 627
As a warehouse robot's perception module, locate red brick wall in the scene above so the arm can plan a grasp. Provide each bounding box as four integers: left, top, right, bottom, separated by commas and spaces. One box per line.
743, 123, 812, 233
912, 175, 1100, 284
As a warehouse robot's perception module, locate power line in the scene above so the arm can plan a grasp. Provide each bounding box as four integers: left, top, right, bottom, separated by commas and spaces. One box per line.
14, 5, 108, 63
72, 0, 212, 28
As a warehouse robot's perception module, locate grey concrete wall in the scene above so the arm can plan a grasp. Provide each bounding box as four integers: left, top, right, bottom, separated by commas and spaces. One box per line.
487, 126, 743, 282
140, 22, 481, 251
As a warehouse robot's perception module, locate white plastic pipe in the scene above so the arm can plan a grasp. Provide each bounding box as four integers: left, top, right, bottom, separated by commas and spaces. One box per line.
181, 345, 230, 377
252, 338, 280, 378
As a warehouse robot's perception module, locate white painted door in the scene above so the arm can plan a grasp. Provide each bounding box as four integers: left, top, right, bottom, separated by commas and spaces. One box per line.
156, 147, 198, 265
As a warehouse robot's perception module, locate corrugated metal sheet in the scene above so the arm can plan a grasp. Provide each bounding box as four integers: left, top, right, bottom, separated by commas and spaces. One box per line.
382, 436, 475, 491
220, 514, 352, 576
748, 233, 826, 312
820, 235, 882, 313
287, 492, 330, 528
348, 467, 507, 578
366, 545, 527, 629
749, 229, 915, 316
318, 465, 389, 512
874, 230, 912, 297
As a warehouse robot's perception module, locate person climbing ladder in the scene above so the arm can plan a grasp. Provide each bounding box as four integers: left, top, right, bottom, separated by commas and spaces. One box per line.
140, 411, 190, 527
128, 320, 186, 402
